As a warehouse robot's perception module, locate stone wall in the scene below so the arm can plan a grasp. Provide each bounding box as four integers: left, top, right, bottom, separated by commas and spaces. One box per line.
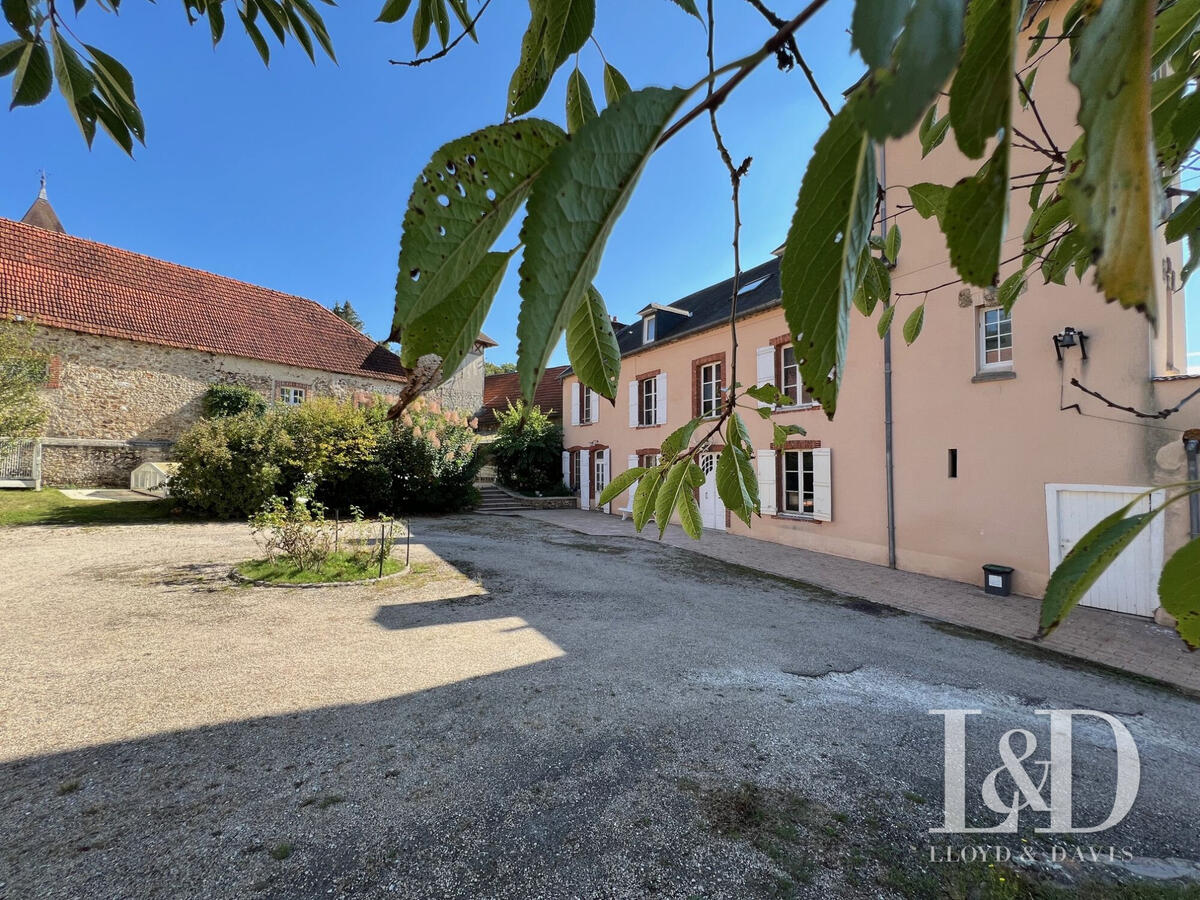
30, 327, 486, 486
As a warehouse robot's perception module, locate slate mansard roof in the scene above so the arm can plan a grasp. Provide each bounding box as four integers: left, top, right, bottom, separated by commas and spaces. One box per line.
0, 216, 410, 383
615, 256, 782, 359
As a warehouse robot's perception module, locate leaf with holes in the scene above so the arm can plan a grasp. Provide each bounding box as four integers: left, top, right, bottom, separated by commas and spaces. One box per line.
401, 249, 513, 377
632, 464, 663, 532
1063, 0, 1159, 319
517, 86, 687, 403
854, 0, 965, 141
1040, 498, 1164, 637
1160, 538, 1200, 650
392, 119, 565, 341
598, 466, 646, 508
565, 284, 620, 400
565, 67, 597, 134
780, 101, 876, 418
944, 139, 1010, 286
508, 0, 595, 116
949, 0, 1022, 159
717, 444, 758, 526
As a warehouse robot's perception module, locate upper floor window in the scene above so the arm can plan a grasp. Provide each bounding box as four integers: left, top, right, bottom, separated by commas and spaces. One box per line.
581, 386, 595, 423
639, 376, 657, 426
278, 385, 307, 406
643, 314, 656, 343
570, 382, 598, 426
639, 452, 660, 468
979, 307, 1013, 370
778, 344, 814, 408
698, 361, 722, 418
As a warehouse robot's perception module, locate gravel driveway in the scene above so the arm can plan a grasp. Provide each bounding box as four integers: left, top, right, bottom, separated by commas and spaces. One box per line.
1, 515, 1198, 899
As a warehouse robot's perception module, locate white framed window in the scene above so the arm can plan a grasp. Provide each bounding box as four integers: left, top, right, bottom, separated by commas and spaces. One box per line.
778, 345, 814, 407
639, 453, 660, 468
594, 452, 607, 495
639, 376, 657, 426
979, 307, 1013, 370
699, 361, 722, 418
643, 314, 656, 343
278, 385, 307, 405
571, 451, 581, 490
581, 386, 595, 424
778, 448, 832, 522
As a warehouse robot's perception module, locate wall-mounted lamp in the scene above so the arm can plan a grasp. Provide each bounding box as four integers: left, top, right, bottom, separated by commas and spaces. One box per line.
1052, 327, 1088, 362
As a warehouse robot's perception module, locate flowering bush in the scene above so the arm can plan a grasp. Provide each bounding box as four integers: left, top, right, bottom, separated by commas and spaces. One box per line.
250, 494, 333, 572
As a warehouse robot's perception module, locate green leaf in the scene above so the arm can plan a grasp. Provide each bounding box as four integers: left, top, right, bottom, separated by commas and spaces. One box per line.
1041, 228, 1089, 285
950, 0, 1022, 159
0, 39, 24, 77
1161, 90, 1200, 171
1028, 166, 1051, 210
1026, 16, 1048, 60
660, 417, 701, 461
1152, 0, 1200, 69
1166, 191, 1200, 283
598, 465, 646, 507
919, 103, 952, 157
565, 284, 620, 400
602, 62, 630, 105
90, 90, 132, 154
508, 0, 596, 116
996, 268, 1026, 313
376, 0, 414, 24
632, 465, 663, 531
780, 101, 876, 418
1039, 499, 1162, 637
51, 32, 97, 143
906, 182, 950, 222
855, 0, 966, 141
565, 66, 597, 134
1159, 538, 1200, 650
392, 118, 566, 340
401, 250, 513, 376
1062, 0, 1159, 319
727, 411, 754, 454
717, 444, 757, 526
665, 0, 701, 19
851, 0, 913, 70
1019, 68, 1037, 109
284, 3, 316, 62
2, 0, 32, 36
240, 9, 272, 64
772, 422, 805, 447
432, 0, 451, 46
876, 303, 896, 338
516, 86, 687, 403
745, 383, 784, 406
9, 40, 50, 108
412, 0, 433, 53
208, 0, 226, 45
902, 303, 925, 345
654, 460, 688, 537
944, 139, 1010, 286
85, 43, 143, 142
884, 223, 901, 265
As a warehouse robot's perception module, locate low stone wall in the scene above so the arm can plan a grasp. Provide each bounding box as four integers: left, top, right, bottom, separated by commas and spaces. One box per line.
40, 439, 171, 488
490, 484, 578, 509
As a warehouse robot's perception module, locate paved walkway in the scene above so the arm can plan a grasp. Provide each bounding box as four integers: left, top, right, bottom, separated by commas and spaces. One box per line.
510, 508, 1200, 695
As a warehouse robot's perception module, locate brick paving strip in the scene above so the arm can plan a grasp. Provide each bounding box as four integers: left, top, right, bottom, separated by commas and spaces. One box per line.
509, 509, 1200, 695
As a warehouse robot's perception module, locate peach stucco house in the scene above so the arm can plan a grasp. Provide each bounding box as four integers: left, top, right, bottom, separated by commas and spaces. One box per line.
561, 0, 1199, 617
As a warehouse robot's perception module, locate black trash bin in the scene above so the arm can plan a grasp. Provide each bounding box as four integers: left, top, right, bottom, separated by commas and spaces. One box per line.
982, 564, 1014, 597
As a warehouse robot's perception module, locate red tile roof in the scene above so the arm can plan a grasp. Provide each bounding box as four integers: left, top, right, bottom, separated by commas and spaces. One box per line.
0, 216, 408, 383
478, 365, 569, 428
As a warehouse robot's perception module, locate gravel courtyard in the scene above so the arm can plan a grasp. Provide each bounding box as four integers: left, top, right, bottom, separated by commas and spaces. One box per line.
1, 515, 1199, 899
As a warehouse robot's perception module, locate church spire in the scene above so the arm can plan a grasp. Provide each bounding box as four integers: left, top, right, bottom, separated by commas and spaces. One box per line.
20, 172, 65, 234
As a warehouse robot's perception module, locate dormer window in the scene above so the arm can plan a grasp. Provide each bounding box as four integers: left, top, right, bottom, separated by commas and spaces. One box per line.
643, 314, 656, 343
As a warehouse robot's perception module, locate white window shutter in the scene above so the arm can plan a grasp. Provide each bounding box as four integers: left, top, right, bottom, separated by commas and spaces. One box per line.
757, 449, 776, 515
579, 449, 590, 510
628, 381, 639, 428
756, 346, 774, 408
570, 383, 580, 426
601, 449, 611, 513
811, 447, 832, 522
627, 453, 639, 507
655, 372, 667, 425
562, 450, 570, 487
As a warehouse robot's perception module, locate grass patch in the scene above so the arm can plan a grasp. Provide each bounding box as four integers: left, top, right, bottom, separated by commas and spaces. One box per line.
236, 552, 405, 585
0, 488, 176, 527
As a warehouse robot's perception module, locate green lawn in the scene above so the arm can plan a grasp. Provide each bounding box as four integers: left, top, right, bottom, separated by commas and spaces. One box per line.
235, 551, 406, 584
0, 488, 176, 527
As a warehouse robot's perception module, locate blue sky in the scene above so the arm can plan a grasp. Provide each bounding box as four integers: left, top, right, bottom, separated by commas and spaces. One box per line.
2, 1, 1196, 369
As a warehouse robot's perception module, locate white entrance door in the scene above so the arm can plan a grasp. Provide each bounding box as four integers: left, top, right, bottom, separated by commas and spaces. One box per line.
1045, 485, 1164, 617
698, 453, 726, 531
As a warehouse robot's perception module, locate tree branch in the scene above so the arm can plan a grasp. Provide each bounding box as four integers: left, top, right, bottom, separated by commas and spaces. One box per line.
389, 0, 492, 67
742, 0, 834, 118
1070, 378, 1200, 420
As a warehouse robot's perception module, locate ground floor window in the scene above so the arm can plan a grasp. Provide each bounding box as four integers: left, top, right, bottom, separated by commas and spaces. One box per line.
571, 451, 581, 491
277, 385, 307, 405
782, 449, 815, 516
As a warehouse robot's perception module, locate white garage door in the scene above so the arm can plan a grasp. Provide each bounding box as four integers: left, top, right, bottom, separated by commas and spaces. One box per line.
1045, 485, 1165, 618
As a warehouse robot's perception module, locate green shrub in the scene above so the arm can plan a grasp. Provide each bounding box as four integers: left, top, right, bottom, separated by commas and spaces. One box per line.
489, 400, 565, 494
171, 411, 291, 518
278, 396, 382, 488
203, 383, 267, 418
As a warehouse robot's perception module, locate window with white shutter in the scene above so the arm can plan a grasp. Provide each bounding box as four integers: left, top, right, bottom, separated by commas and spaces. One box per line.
654, 373, 667, 425
570, 383, 580, 426
628, 381, 639, 428
757, 449, 776, 515
756, 346, 774, 408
